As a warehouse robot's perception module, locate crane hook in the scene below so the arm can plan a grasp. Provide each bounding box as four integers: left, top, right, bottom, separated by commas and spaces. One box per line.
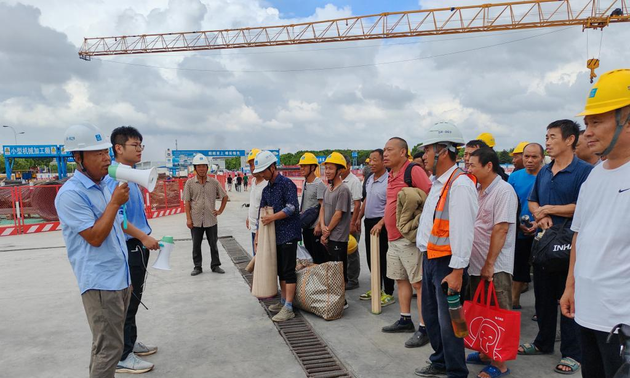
587, 58, 600, 84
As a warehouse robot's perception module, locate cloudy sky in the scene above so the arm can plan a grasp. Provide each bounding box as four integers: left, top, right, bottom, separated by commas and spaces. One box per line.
1, 0, 629, 161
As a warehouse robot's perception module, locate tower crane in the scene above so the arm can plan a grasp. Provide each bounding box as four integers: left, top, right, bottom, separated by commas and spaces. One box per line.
79, 0, 630, 81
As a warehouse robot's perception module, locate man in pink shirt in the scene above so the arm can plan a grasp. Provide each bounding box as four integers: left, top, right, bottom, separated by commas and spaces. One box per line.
381, 137, 433, 349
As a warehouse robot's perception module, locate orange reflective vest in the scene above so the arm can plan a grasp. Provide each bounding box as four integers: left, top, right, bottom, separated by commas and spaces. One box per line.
427, 168, 476, 259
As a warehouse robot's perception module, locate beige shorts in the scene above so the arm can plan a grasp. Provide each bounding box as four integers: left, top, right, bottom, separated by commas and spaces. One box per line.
386, 238, 423, 283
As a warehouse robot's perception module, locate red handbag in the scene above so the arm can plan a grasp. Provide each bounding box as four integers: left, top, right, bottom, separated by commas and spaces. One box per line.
463, 281, 521, 362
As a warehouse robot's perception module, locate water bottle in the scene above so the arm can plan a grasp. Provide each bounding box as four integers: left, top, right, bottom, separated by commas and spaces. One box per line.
447, 292, 469, 338
520, 215, 533, 228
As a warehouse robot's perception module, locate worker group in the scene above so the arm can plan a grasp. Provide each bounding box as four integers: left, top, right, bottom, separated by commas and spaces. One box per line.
55, 69, 630, 378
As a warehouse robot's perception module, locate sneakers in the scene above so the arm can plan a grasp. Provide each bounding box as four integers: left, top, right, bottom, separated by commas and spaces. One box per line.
405, 329, 430, 348
116, 353, 154, 374
268, 302, 284, 312
382, 319, 415, 333
381, 293, 396, 307
133, 341, 158, 356
414, 364, 447, 377
343, 300, 349, 310
212, 266, 225, 274
359, 290, 372, 301
272, 306, 295, 322
191, 267, 202, 276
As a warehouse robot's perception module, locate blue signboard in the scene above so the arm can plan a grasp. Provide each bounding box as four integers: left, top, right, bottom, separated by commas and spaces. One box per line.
172, 149, 280, 166
3, 145, 59, 157
351, 151, 358, 158
316, 156, 327, 163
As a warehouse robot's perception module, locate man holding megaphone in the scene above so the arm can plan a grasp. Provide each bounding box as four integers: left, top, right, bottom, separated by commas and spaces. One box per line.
108, 126, 161, 374
55, 124, 159, 378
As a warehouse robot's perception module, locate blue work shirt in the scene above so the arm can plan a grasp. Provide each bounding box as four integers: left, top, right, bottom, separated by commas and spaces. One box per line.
364, 171, 388, 219
107, 162, 152, 240
528, 156, 593, 225
55, 170, 130, 294
260, 174, 301, 245
508, 168, 537, 238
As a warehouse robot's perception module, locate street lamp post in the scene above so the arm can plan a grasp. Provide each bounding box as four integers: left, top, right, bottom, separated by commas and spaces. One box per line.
2, 125, 25, 144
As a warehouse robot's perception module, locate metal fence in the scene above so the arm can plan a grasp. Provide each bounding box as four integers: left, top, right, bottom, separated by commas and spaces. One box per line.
0, 175, 228, 237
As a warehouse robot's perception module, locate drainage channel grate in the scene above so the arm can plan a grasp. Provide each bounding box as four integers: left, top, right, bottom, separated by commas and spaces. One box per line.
219, 236, 353, 378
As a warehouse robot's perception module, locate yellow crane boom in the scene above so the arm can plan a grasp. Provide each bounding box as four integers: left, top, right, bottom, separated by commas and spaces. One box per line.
79, 0, 629, 60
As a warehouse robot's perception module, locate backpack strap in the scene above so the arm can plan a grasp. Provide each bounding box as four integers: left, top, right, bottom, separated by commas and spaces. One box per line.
404, 162, 418, 187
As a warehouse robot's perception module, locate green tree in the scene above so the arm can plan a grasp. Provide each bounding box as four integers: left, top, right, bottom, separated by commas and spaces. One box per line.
497, 149, 512, 164
225, 157, 241, 170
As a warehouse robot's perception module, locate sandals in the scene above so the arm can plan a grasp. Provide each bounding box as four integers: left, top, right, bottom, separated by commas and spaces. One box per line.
467, 352, 491, 366
477, 365, 510, 378
517, 343, 544, 355
554, 357, 580, 375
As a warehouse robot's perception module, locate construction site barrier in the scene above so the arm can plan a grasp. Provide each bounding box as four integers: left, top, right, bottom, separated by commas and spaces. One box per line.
0, 175, 227, 237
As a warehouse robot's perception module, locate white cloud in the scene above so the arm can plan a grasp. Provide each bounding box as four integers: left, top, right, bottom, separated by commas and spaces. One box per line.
1, 0, 629, 161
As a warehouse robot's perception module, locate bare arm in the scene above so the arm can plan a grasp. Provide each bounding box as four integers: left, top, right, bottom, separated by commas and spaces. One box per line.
185, 201, 193, 229
327, 210, 344, 233
560, 233, 578, 318
79, 184, 129, 247
124, 222, 159, 250
79, 202, 121, 247
529, 200, 553, 229
480, 222, 509, 281
319, 202, 326, 230
533, 204, 576, 219
214, 196, 228, 216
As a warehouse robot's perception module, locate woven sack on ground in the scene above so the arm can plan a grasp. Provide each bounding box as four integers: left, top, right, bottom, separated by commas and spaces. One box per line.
294, 261, 345, 321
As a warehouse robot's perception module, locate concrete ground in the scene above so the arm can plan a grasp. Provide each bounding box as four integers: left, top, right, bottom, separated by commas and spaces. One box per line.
0, 186, 567, 377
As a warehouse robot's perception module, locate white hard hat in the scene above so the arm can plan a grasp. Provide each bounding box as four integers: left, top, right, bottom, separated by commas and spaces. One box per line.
64, 124, 112, 152
253, 151, 277, 174
192, 154, 209, 166
421, 122, 465, 152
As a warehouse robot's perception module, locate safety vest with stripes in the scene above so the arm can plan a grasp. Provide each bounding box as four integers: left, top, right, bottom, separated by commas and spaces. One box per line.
427, 167, 477, 259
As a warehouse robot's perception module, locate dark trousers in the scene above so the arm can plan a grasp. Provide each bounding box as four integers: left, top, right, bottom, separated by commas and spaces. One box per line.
579, 325, 623, 378
303, 227, 328, 264
191, 225, 221, 269
421, 254, 469, 378
327, 240, 348, 283
364, 217, 394, 295
533, 264, 581, 361
121, 238, 150, 361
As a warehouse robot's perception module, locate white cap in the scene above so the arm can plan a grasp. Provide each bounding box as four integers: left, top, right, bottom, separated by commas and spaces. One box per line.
421, 122, 465, 152
253, 151, 277, 174
192, 153, 209, 165
64, 124, 112, 152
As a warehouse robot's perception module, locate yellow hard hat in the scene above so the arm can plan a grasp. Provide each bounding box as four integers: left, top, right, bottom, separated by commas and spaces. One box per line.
476, 132, 496, 148
577, 69, 630, 116
510, 141, 529, 156
347, 234, 358, 254
365, 157, 370, 163
298, 152, 318, 166
324, 152, 347, 168
247, 148, 261, 162
408, 152, 413, 161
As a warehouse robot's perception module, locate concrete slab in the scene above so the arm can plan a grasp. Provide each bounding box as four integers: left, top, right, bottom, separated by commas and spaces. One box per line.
0, 187, 567, 377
